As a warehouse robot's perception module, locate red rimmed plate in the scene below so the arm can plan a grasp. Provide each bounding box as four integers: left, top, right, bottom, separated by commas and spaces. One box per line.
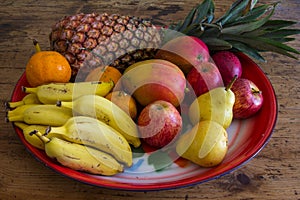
11, 53, 277, 191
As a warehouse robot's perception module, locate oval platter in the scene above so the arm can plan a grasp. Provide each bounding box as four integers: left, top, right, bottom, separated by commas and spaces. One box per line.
11, 53, 277, 191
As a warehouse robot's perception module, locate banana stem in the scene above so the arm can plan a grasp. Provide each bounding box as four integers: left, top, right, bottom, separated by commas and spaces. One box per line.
30, 130, 51, 143
225, 75, 238, 91
6, 101, 24, 108
33, 39, 41, 52
44, 126, 52, 135
56, 101, 73, 109
22, 86, 38, 94
45, 126, 64, 135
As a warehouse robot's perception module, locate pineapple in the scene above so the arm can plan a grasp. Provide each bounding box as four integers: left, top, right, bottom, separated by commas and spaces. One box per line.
50, 13, 162, 81
49, 0, 299, 81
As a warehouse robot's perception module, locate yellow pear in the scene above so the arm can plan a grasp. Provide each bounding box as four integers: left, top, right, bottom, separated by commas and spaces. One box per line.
176, 120, 228, 167
188, 76, 236, 129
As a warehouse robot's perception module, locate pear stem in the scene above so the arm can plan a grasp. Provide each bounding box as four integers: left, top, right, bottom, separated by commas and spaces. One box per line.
225, 75, 238, 91
33, 39, 41, 52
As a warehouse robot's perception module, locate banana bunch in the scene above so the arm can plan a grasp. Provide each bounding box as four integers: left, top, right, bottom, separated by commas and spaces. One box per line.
22, 81, 114, 104
7, 104, 73, 126
45, 116, 133, 167
13, 122, 48, 150
57, 94, 141, 148
6, 80, 138, 176
32, 130, 124, 175
5, 93, 41, 108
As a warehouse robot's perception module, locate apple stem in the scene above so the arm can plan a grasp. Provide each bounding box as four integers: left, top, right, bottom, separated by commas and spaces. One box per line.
225, 75, 238, 91
252, 88, 262, 94
184, 87, 190, 93
33, 39, 41, 52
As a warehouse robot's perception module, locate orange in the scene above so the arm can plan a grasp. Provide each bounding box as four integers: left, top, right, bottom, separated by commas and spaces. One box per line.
26, 51, 71, 87
85, 66, 122, 89
105, 91, 138, 119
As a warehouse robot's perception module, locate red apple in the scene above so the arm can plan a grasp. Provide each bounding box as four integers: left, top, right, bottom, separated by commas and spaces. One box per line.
212, 51, 242, 85
231, 78, 263, 119
121, 59, 186, 107
155, 36, 210, 74
186, 62, 224, 97
138, 100, 182, 148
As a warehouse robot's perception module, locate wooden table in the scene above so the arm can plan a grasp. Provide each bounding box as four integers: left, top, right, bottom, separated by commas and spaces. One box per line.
0, 0, 299, 199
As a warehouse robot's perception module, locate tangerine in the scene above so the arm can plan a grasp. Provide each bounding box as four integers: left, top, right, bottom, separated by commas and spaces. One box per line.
85, 66, 122, 89
25, 51, 71, 87
105, 91, 138, 119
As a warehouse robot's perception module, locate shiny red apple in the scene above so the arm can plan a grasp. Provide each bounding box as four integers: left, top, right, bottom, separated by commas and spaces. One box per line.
138, 100, 182, 148
155, 36, 210, 74
231, 78, 263, 119
186, 62, 224, 97
212, 51, 242, 85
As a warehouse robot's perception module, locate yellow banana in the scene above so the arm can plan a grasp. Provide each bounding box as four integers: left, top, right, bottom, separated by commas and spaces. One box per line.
6, 93, 41, 108
32, 130, 123, 176
57, 95, 141, 148
7, 105, 73, 126
6, 104, 39, 120
13, 122, 48, 150
22, 81, 114, 104
45, 116, 132, 167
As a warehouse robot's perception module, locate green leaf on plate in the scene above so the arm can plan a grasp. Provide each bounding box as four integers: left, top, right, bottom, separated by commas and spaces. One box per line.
132, 145, 145, 158
148, 150, 173, 172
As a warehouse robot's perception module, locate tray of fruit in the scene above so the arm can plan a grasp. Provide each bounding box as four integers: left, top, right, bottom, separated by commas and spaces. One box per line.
6, 0, 299, 191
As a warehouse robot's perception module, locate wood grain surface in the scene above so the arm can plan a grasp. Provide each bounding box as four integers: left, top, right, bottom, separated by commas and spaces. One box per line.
0, 0, 299, 199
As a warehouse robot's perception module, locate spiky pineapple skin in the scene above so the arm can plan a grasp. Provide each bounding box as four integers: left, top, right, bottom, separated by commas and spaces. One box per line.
50, 13, 162, 81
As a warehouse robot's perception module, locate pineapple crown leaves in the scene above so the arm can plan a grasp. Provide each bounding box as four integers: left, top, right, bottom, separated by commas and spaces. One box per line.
167, 0, 300, 62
